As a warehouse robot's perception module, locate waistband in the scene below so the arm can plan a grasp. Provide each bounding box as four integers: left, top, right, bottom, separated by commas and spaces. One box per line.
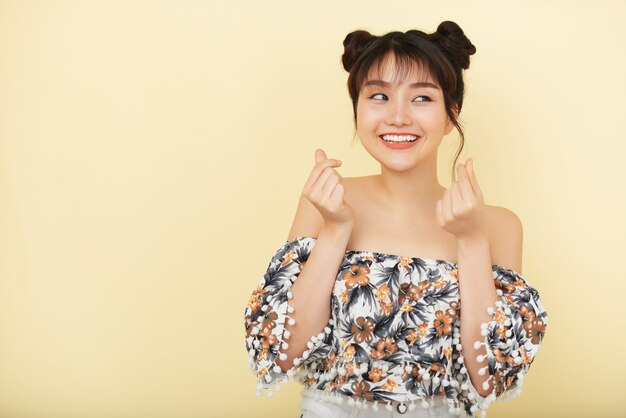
301, 388, 464, 416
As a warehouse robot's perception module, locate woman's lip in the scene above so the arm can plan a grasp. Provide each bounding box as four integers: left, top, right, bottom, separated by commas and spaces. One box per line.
380, 133, 421, 137
379, 135, 421, 149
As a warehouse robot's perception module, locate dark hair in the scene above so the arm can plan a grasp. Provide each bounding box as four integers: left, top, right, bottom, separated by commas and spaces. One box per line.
341, 21, 476, 181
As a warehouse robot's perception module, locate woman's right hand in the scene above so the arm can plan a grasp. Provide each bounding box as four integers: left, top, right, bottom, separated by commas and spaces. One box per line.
302, 149, 354, 228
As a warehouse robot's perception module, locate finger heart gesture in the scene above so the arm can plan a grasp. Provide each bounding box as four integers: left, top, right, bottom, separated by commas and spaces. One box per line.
435, 158, 487, 240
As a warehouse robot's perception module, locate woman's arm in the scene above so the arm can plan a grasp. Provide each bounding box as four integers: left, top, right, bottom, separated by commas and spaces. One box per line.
245, 149, 354, 391
244, 223, 352, 394
275, 222, 352, 370
456, 233, 499, 397
451, 210, 548, 417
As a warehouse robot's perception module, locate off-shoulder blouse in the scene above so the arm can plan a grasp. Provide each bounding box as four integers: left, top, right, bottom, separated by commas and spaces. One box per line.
244, 236, 548, 417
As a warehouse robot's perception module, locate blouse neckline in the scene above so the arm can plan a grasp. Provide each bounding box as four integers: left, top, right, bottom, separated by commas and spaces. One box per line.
293, 235, 458, 265
292, 235, 509, 270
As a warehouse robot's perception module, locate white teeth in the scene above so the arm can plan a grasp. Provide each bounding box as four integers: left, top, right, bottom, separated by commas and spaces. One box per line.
381, 134, 419, 142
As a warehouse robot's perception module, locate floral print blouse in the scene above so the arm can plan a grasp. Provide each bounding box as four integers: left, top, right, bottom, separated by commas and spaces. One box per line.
244, 236, 548, 417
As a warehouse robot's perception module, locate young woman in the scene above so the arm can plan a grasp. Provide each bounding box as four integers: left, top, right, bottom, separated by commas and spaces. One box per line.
244, 21, 548, 418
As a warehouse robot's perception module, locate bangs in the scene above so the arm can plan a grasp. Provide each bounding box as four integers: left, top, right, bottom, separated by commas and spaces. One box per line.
359, 50, 440, 89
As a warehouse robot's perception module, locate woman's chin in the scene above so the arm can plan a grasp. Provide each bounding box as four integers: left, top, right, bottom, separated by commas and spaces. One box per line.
375, 157, 424, 173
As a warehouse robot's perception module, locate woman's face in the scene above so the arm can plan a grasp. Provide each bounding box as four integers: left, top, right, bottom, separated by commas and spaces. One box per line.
355, 55, 455, 172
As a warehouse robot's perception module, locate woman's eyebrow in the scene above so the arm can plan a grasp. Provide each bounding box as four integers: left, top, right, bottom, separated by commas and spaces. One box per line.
364, 80, 440, 90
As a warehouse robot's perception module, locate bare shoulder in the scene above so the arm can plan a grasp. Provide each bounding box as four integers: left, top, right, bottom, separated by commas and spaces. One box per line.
486, 205, 523, 232
486, 205, 524, 274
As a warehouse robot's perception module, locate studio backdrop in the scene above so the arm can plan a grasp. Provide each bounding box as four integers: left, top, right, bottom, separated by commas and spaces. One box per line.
1, 1, 625, 417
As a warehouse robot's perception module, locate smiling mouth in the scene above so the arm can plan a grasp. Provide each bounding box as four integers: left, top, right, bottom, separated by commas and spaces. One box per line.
379, 134, 421, 143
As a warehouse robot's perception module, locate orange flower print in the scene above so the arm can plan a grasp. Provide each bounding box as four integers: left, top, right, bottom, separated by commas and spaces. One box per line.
519, 304, 536, 327
493, 347, 507, 363
380, 301, 394, 315
281, 250, 296, 267
352, 379, 374, 401
380, 377, 399, 391
431, 363, 445, 374
495, 278, 516, 294
259, 311, 278, 336
399, 256, 411, 270
443, 346, 452, 360
518, 346, 533, 366
346, 363, 356, 376
399, 282, 430, 305
341, 288, 349, 304
321, 351, 337, 370
410, 365, 423, 382
446, 301, 459, 319
418, 322, 429, 337
506, 374, 516, 388
398, 283, 418, 305
401, 303, 413, 313
247, 295, 262, 313
247, 285, 265, 313
450, 268, 459, 279
344, 264, 371, 288
512, 278, 526, 288
352, 317, 375, 343
526, 318, 546, 344
417, 281, 431, 295
368, 367, 385, 382
245, 317, 256, 337
494, 370, 506, 396
403, 325, 425, 347
375, 283, 391, 302
495, 326, 508, 340
495, 310, 507, 325
343, 344, 356, 362
371, 336, 398, 359
434, 310, 453, 336
258, 334, 277, 360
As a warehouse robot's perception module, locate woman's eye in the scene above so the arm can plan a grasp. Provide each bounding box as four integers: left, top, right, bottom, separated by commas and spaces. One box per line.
371, 93, 387, 100
414, 96, 431, 102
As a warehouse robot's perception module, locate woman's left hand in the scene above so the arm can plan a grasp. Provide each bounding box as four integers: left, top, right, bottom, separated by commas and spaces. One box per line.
436, 158, 487, 241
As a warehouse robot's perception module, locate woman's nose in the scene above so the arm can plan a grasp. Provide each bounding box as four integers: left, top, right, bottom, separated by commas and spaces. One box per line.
385, 100, 412, 126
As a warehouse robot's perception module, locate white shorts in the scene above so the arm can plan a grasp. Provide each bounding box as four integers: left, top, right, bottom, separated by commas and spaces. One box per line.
298, 390, 469, 418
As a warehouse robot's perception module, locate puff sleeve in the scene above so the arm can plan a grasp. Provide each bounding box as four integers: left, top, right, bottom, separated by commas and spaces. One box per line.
244, 236, 333, 396
451, 265, 549, 417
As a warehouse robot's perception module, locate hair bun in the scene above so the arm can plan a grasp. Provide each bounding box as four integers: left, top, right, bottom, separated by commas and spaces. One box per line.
428, 21, 476, 70
341, 30, 377, 72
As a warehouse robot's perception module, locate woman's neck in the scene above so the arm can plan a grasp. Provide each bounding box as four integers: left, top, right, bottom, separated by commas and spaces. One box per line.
375, 159, 446, 216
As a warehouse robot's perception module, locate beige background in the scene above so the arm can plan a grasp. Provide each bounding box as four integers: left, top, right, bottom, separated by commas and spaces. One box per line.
1, 0, 624, 417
